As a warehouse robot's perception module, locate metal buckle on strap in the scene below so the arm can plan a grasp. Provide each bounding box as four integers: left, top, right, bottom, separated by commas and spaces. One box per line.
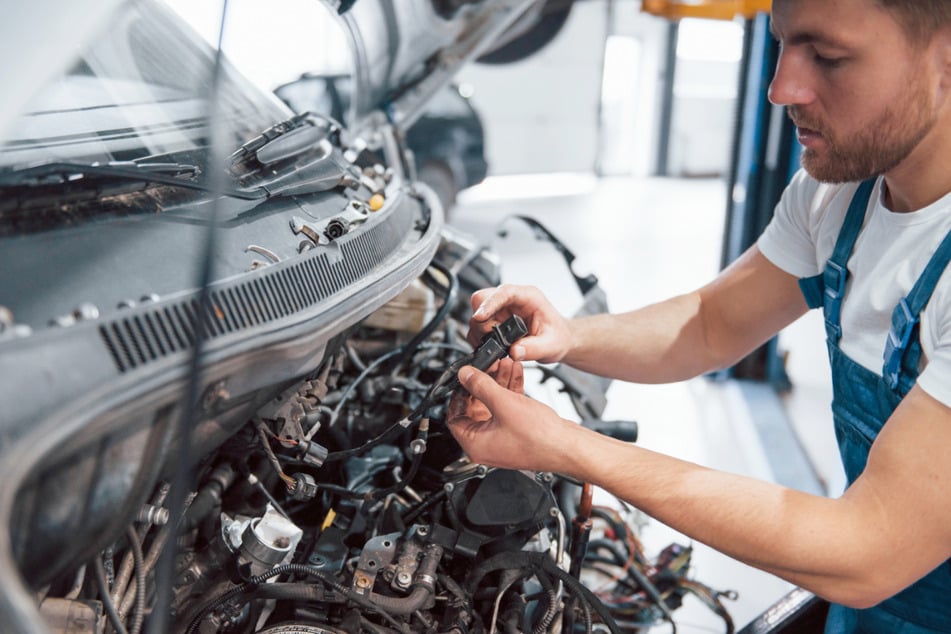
824, 261, 847, 301
823, 261, 848, 342
883, 298, 918, 390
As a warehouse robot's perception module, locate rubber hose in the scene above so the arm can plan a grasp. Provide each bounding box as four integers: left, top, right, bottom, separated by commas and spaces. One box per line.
252, 582, 337, 603
183, 463, 236, 531
368, 544, 442, 615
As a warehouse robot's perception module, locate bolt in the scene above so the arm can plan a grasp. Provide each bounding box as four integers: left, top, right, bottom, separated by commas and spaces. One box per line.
355, 575, 372, 589
202, 381, 229, 409
137, 504, 170, 526
74, 302, 99, 321
396, 572, 412, 587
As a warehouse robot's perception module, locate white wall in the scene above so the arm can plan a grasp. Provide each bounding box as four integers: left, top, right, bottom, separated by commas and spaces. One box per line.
457, 6, 744, 179
457, 1, 670, 177
667, 18, 744, 177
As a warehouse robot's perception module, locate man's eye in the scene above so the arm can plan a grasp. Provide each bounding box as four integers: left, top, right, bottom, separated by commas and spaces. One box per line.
813, 53, 845, 68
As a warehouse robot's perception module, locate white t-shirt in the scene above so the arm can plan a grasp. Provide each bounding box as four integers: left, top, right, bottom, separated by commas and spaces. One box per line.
758, 169, 951, 408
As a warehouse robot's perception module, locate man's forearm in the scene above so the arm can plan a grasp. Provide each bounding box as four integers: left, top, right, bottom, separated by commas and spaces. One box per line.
560, 249, 808, 384
562, 292, 735, 383
556, 425, 906, 608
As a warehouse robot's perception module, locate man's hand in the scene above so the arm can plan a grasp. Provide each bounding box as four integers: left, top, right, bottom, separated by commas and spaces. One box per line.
469, 285, 572, 364
446, 358, 578, 473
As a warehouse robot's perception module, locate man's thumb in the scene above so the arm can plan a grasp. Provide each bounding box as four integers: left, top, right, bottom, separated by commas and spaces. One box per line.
456, 366, 496, 401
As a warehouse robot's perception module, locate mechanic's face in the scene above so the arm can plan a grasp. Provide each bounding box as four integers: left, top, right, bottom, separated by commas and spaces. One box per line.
768, 0, 942, 183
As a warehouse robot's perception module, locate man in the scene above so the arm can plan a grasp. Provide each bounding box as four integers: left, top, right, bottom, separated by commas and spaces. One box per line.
446, 0, 951, 631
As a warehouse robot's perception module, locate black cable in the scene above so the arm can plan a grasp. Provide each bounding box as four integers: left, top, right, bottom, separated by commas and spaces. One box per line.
184, 563, 410, 634
93, 556, 129, 634
323, 341, 470, 463
390, 261, 458, 372
585, 538, 628, 566
400, 486, 447, 524
621, 563, 678, 633
327, 347, 406, 435
537, 557, 624, 634
367, 451, 422, 502
323, 420, 406, 463
580, 596, 593, 634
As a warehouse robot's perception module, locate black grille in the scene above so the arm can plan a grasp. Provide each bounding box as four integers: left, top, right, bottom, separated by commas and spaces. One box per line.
98, 215, 405, 373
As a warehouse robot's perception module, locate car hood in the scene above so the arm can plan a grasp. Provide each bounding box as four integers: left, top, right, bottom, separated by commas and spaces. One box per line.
340, 0, 540, 131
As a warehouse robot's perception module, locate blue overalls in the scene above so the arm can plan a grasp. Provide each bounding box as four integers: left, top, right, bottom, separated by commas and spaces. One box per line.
798, 179, 951, 633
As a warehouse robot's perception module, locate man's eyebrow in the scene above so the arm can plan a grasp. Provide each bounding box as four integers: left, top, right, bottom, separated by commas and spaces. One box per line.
769, 20, 847, 48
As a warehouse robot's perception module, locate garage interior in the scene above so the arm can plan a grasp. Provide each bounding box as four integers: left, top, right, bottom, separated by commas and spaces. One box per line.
0, 0, 872, 632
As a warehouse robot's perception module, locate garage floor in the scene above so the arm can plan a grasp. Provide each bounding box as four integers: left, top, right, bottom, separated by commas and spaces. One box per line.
448, 173, 843, 632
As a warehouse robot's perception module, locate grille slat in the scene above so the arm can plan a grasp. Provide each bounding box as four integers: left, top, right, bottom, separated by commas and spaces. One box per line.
98, 210, 412, 373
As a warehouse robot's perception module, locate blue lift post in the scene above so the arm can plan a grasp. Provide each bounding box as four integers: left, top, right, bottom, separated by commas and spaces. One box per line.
725, 17, 833, 633
721, 11, 801, 388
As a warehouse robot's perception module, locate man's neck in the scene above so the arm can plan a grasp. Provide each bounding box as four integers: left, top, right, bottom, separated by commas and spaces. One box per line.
884, 119, 951, 213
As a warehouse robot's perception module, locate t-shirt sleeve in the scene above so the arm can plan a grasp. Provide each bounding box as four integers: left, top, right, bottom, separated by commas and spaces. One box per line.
917, 354, 951, 408
916, 271, 951, 409
757, 169, 824, 279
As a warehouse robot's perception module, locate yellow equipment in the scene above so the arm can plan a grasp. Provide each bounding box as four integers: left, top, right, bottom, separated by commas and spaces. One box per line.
642, 0, 771, 20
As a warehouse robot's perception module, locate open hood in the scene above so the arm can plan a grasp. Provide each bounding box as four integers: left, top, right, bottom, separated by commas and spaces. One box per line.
339, 0, 554, 130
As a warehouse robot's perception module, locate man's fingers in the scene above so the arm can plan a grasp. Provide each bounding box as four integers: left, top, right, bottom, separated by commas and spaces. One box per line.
471, 284, 536, 322
492, 358, 513, 388
509, 359, 525, 393
446, 390, 468, 421
456, 365, 506, 409
470, 287, 497, 313
513, 332, 560, 363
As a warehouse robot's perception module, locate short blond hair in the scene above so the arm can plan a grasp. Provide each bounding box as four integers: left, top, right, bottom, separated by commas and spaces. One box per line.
878, 1, 951, 43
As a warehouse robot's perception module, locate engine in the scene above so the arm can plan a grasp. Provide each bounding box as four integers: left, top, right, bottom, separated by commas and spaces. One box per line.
33, 236, 736, 634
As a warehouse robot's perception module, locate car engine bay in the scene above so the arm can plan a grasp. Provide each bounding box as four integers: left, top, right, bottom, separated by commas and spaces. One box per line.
0, 1, 736, 632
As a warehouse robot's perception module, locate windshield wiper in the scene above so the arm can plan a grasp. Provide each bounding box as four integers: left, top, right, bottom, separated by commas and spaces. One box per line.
0, 161, 267, 200
230, 112, 369, 198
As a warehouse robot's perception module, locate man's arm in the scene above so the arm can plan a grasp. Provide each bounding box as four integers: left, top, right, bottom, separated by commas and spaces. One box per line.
450, 368, 951, 608
562, 245, 810, 382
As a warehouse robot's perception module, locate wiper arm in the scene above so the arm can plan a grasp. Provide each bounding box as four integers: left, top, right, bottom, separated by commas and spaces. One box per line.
0, 160, 267, 200
230, 112, 368, 198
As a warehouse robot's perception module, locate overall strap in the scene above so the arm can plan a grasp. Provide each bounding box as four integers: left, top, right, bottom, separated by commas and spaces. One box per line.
798, 179, 876, 344
883, 227, 951, 392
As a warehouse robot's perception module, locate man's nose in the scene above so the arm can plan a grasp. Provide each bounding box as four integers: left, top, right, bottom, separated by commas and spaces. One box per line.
768, 51, 815, 106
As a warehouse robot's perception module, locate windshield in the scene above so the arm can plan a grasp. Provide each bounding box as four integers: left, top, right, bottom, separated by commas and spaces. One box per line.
0, 1, 292, 177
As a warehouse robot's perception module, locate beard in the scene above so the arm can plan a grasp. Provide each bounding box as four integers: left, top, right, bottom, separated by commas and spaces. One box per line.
789, 77, 936, 183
